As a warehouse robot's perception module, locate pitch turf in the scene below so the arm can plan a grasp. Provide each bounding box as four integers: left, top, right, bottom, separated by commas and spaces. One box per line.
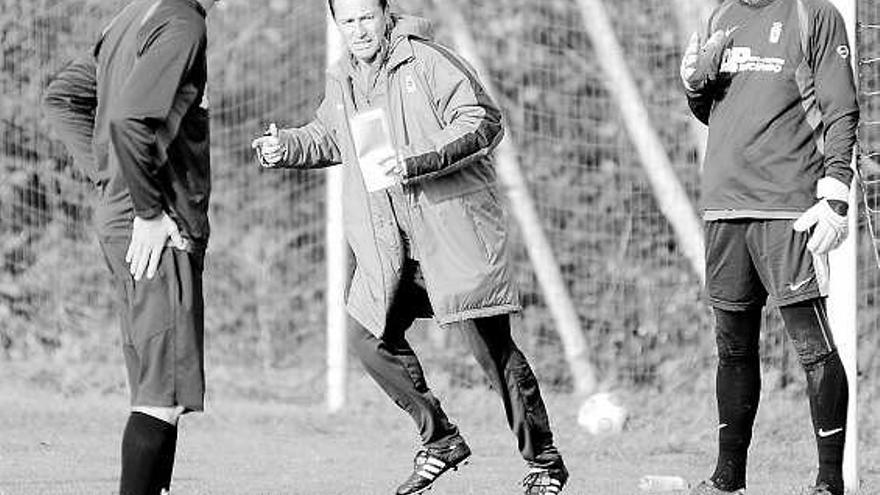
0, 364, 877, 495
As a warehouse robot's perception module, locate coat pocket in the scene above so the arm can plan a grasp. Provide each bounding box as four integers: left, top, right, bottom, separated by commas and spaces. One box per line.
461, 187, 507, 261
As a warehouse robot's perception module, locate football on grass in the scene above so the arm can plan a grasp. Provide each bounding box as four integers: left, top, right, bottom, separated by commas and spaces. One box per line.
577, 392, 628, 435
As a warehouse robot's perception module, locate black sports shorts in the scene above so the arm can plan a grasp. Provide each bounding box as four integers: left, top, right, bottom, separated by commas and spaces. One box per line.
100, 240, 206, 412
705, 219, 825, 310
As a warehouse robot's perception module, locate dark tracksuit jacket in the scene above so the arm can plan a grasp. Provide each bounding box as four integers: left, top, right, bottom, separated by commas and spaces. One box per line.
687, 0, 859, 220
43, 0, 211, 247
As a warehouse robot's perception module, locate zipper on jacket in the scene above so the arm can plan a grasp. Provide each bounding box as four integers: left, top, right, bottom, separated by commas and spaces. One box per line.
384, 65, 419, 208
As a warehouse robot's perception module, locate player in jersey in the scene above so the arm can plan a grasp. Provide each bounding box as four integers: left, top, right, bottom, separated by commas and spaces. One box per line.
251, 0, 568, 493
42, 0, 220, 493
680, 0, 858, 494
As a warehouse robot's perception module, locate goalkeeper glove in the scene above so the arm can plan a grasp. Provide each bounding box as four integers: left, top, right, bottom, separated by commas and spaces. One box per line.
792, 177, 850, 254
680, 29, 734, 93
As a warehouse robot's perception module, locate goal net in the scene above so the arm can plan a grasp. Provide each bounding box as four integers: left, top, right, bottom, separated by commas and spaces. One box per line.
2, 0, 877, 396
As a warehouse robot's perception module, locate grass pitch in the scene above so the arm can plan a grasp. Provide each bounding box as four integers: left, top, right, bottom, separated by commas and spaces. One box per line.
0, 362, 877, 495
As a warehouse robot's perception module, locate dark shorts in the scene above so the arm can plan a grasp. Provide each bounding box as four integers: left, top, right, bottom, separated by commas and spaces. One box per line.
705, 219, 823, 310
100, 240, 206, 412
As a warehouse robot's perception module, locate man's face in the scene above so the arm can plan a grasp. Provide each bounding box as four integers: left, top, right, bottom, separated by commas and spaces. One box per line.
334, 0, 388, 64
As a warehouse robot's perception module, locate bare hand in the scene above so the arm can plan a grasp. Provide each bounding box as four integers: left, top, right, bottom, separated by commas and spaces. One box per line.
125, 213, 186, 281
251, 123, 286, 167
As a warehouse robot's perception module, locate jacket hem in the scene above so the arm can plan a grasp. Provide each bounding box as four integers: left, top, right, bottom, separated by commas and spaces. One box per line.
703, 209, 804, 221
347, 304, 388, 339
435, 304, 522, 326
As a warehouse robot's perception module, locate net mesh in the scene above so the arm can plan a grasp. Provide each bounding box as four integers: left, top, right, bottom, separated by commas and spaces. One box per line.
858, 0, 880, 385
0, 0, 328, 372
1, 0, 124, 359
1, 0, 877, 393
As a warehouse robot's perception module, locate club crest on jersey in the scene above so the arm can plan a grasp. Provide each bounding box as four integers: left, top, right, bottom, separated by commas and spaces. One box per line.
721, 47, 785, 74
405, 75, 417, 94
769, 22, 783, 44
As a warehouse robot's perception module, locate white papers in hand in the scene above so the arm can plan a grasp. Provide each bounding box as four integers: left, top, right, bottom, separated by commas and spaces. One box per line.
349, 108, 398, 192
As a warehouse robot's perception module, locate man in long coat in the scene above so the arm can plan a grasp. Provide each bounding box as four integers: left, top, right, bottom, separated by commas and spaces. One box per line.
252, 0, 568, 493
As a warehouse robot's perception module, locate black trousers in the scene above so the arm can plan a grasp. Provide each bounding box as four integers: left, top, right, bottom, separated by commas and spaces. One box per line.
349, 270, 562, 468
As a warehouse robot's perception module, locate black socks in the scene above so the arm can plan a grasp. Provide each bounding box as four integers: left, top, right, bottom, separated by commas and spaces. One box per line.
711, 307, 762, 491
709, 301, 849, 495
780, 300, 849, 495
150, 417, 178, 494
807, 351, 848, 495
120, 412, 179, 495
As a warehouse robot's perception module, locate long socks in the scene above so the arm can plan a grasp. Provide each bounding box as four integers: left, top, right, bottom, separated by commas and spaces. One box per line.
710, 307, 762, 491
780, 300, 849, 495
120, 412, 178, 495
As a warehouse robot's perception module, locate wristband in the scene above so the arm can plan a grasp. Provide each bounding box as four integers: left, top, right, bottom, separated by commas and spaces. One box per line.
816, 176, 849, 202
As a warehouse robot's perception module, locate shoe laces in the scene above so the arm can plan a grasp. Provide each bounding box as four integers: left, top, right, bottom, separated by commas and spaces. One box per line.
810, 484, 834, 495
523, 468, 551, 488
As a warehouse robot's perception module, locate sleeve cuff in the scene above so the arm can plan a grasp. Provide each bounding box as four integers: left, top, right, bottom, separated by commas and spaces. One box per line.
135, 205, 164, 220
404, 151, 442, 178
816, 176, 850, 202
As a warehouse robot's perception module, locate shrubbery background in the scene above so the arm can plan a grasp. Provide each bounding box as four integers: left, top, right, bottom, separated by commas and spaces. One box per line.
1, 0, 877, 393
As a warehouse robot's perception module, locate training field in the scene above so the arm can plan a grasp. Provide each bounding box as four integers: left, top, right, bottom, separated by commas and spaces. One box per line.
1, 362, 877, 495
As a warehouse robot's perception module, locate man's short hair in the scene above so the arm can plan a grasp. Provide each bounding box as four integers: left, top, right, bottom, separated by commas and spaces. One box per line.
328, 0, 388, 18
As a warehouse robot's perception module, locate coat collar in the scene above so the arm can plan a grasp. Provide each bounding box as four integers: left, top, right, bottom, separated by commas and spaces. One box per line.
738, 0, 777, 8
179, 0, 207, 18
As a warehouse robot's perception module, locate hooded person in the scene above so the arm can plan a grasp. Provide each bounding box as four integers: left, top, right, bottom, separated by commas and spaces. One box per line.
252, 0, 568, 493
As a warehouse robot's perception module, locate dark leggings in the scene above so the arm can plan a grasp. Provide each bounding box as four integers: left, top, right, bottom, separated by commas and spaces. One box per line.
711, 299, 848, 492
349, 307, 561, 467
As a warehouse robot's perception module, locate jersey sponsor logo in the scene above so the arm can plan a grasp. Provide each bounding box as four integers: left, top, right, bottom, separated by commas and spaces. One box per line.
720, 47, 786, 74
837, 45, 850, 59
769, 22, 783, 44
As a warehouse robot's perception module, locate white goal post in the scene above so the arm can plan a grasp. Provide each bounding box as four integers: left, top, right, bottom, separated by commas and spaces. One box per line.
827, 0, 858, 492
326, 9, 348, 413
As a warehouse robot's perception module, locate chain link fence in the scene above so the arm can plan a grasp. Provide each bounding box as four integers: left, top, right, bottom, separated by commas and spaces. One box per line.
1, 0, 877, 395
857, 0, 880, 388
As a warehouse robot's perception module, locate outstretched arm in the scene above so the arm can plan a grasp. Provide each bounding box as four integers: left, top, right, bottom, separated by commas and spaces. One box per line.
252, 96, 342, 169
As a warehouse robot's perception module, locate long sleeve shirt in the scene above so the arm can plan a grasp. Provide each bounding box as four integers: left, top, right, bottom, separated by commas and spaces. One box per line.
43, 0, 211, 244
687, 0, 859, 220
